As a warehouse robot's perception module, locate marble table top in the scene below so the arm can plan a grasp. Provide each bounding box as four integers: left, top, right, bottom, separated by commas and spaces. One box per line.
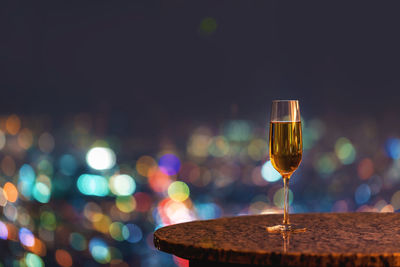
154, 213, 400, 266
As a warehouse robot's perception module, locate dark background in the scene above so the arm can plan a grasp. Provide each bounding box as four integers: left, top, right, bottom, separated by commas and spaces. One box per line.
2, 1, 400, 127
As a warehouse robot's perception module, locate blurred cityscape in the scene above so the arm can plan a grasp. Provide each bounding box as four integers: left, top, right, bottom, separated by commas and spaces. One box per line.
2, 2, 400, 266
0, 111, 397, 266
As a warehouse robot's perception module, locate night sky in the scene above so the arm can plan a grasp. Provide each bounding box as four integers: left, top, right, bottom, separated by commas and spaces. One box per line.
1, 1, 400, 124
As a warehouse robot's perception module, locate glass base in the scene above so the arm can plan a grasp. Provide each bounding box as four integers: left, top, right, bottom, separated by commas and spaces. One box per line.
266, 224, 306, 233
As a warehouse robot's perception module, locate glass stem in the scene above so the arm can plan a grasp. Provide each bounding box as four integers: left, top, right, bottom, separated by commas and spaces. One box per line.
283, 176, 290, 226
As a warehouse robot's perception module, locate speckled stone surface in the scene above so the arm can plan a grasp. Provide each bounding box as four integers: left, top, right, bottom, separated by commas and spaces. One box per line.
154, 213, 400, 266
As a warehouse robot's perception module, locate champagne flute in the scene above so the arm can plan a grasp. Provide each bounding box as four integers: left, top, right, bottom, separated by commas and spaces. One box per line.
266, 100, 304, 233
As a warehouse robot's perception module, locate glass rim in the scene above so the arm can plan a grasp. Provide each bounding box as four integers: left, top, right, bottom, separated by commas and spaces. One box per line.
272, 100, 299, 102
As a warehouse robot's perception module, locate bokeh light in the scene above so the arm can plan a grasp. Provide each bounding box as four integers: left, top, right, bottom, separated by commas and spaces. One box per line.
273, 188, 293, 208
115, 196, 136, 213
109, 222, 125, 241
89, 237, 111, 264
55, 249, 73, 267
18, 128, 33, 150
6, 114, 21, 135
208, 136, 230, 157
0, 110, 396, 266
247, 139, 267, 161
25, 253, 44, 267
136, 155, 157, 177
86, 147, 116, 170
224, 120, 252, 142
59, 154, 77, 176
187, 128, 212, 159
168, 181, 190, 202
0, 130, 6, 150
158, 154, 181, 175
335, 137, 356, 164
195, 202, 221, 220
0, 221, 8, 240
38, 132, 55, 153
355, 184, 371, 205
358, 158, 374, 180
32, 182, 51, 203
2, 156, 16, 177
0, 188, 7, 207
69, 233, 87, 251
3, 182, 18, 203
199, 17, 217, 35
123, 224, 142, 243
148, 167, 172, 192
261, 161, 281, 182
18, 164, 36, 199
19, 228, 35, 247
4, 204, 18, 221
77, 174, 109, 197
386, 138, 400, 159
40, 211, 56, 231
109, 174, 136, 196
314, 153, 338, 176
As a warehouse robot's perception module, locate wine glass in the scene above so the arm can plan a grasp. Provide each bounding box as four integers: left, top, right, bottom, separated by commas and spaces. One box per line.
266, 100, 305, 233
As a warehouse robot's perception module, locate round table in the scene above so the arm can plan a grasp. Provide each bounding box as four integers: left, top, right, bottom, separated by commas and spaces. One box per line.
154, 213, 400, 266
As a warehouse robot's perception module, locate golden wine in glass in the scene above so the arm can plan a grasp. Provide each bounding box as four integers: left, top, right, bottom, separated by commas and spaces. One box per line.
267, 100, 305, 233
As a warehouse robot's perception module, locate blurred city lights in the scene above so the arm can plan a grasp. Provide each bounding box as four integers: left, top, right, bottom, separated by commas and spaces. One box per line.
208, 136, 230, 157
0, 112, 396, 266
314, 153, 337, 176
195, 202, 221, 220
25, 253, 44, 267
168, 181, 190, 202
123, 223, 143, 243
187, 128, 212, 159
357, 158, 374, 180
77, 174, 109, 197
89, 238, 111, 264
199, 17, 217, 35
59, 154, 77, 176
40, 211, 56, 231
273, 188, 293, 208
19, 228, 35, 247
136, 155, 157, 177
6, 114, 21, 135
109, 174, 136, 196
38, 132, 55, 153
0, 188, 7, 207
247, 139, 267, 161
224, 120, 252, 142
55, 249, 73, 267
335, 137, 356, 164
18, 164, 36, 199
3, 182, 18, 203
385, 138, 400, 159
0, 221, 8, 240
391, 191, 400, 210
69, 233, 87, 251
355, 184, 371, 205
0, 130, 5, 150
115, 196, 136, 213
32, 182, 51, 203
109, 222, 125, 241
86, 147, 116, 170
18, 128, 33, 150
134, 192, 152, 212
2, 156, 16, 177
148, 167, 172, 192
158, 154, 181, 175
261, 161, 281, 182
